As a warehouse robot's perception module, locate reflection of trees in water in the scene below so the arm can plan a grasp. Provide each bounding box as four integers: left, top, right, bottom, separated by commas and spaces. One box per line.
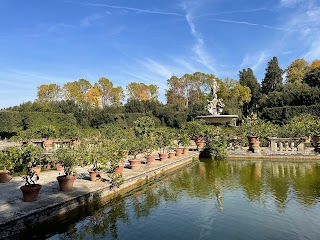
54, 160, 320, 239
230, 161, 320, 209
57, 196, 129, 240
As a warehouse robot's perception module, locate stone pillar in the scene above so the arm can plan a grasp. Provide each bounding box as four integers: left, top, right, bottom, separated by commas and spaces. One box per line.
269, 137, 278, 152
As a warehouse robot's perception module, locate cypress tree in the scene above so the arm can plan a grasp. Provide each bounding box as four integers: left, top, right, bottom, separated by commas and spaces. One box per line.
261, 56, 283, 94
239, 68, 261, 112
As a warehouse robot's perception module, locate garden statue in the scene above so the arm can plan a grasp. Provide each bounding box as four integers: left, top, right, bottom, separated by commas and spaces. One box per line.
207, 79, 224, 116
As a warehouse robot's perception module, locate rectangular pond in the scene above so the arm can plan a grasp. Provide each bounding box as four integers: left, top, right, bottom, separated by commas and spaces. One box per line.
21, 159, 320, 239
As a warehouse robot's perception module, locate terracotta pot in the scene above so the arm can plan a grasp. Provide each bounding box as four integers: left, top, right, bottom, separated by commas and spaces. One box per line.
55, 163, 64, 171
183, 148, 189, 155
32, 165, 41, 175
57, 175, 76, 191
146, 155, 156, 164
195, 138, 206, 148
175, 148, 183, 157
115, 163, 125, 174
44, 163, 52, 169
0, 170, 12, 183
89, 170, 103, 181
43, 139, 54, 150
129, 159, 141, 169
20, 184, 42, 202
248, 136, 260, 147
159, 153, 168, 161
169, 152, 176, 158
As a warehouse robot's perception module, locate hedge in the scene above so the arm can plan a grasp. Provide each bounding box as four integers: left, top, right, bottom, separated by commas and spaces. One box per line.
260, 104, 320, 124
0, 111, 77, 134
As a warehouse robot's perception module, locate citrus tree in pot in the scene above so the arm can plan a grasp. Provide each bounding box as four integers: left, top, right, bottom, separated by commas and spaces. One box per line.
154, 127, 172, 161
178, 130, 191, 155
21, 144, 45, 175
56, 148, 78, 191
183, 120, 208, 150
237, 118, 278, 151
20, 166, 41, 202
86, 143, 106, 182
133, 116, 157, 162
127, 135, 143, 169
0, 147, 21, 183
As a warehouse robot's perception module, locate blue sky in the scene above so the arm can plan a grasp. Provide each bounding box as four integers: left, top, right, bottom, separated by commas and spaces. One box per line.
0, 0, 319, 108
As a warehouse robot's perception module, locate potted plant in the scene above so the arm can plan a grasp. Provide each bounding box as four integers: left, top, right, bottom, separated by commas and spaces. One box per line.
20, 166, 41, 202
85, 144, 106, 182
154, 128, 172, 161
133, 116, 157, 164
56, 148, 78, 191
183, 120, 208, 150
237, 118, 278, 152
21, 144, 44, 175
178, 130, 191, 155
127, 136, 143, 169
36, 125, 58, 151
0, 147, 21, 183
137, 135, 158, 165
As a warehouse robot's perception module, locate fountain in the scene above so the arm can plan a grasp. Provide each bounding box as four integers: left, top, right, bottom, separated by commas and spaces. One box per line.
196, 78, 238, 126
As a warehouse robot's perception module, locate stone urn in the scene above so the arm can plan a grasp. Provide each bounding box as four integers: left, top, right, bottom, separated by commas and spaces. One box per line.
195, 138, 206, 149
247, 136, 260, 153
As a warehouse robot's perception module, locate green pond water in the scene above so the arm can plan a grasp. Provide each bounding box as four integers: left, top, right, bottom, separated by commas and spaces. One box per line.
28, 159, 320, 239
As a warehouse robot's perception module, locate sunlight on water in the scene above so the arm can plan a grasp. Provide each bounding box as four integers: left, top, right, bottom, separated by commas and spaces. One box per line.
38, 160, 320, 239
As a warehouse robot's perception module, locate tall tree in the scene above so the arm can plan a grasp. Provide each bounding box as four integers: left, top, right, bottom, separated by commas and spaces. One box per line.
37, 84, 61, 102
126, 82, 158, 101
261, 56, 283, 94
97, 77, 114, 107
303, 64, 320, 87
285, 58, 309, 84
166, 72, 214, 108
86, 86, 101, 108
239, 68, 260, 112
166, 75, 187, 108
110, 86, 124, 106
63, 79, 92, 106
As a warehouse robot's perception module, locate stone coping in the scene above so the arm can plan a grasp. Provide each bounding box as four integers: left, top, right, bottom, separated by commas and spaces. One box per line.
0, 151, 199, 238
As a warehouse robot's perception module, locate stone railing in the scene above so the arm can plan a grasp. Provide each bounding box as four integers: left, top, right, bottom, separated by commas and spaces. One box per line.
0, 140, 20, 150
268, 137, 309, 152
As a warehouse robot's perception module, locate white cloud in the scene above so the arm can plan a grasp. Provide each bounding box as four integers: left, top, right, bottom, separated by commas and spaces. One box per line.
280, 0, 306, 7
80, 13, 106, 27
280, 4, 320, 61
241, 51, 269, 72
185, 11, 216, 72
140, 58, 174, 79
69, 2, 184, 17
171, 57, 197, 73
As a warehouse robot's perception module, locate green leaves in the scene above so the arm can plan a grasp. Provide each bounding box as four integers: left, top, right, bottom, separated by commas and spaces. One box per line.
262, 56, 284, 94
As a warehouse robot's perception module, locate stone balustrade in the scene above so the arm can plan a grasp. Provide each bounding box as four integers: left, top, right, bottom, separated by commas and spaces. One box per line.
268, 137, 307, 152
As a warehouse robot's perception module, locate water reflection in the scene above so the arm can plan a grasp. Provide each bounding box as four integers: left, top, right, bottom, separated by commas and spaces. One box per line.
47, 160, 320, 240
